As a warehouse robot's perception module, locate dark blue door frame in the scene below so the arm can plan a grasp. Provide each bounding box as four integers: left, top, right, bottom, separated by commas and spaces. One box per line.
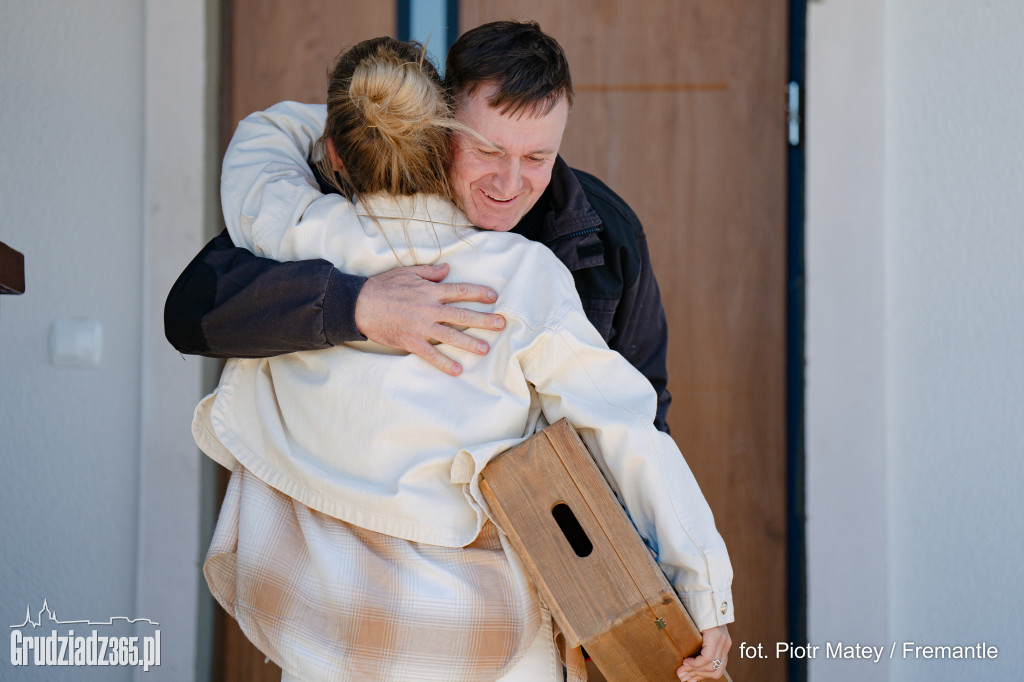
787, 1, 808, 681
396, 0, 460, 52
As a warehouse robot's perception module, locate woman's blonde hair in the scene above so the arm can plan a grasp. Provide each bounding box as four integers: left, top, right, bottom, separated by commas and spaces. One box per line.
315, 37, 461, 201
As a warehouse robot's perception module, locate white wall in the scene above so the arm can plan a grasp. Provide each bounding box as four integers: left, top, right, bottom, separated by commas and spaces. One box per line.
805, 1, 889, 680
883, 1, 1024, 679
0, 9, 146, 680
807, 1, 1024, 680
0, 2, 208, 680
136, 1, 211, 680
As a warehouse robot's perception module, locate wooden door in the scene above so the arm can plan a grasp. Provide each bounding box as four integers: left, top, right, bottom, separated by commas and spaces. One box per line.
462, 4, 790, 680
219, 2, 790, 681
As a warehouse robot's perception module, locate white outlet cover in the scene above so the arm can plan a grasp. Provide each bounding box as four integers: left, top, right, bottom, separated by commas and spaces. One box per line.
50, 318, 103, 368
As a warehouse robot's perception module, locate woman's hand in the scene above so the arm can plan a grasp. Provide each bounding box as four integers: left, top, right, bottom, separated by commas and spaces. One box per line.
677, 625, 731, 681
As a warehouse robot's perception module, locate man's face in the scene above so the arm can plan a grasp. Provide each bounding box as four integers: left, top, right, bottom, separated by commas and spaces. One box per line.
450, 83, 570, 231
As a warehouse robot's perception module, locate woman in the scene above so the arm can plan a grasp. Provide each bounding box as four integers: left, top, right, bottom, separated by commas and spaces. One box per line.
195, 37, 732, 682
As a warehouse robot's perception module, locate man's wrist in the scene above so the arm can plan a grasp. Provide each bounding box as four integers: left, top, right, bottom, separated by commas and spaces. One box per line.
323, 268, 368, 345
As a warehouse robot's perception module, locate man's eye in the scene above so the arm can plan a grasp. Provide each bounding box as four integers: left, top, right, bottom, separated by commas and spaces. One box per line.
479, 149, 500, 157
527, 156, 547, 163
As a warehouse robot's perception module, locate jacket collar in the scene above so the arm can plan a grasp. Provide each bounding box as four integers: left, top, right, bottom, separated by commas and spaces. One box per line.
518, 156, 602, 241
515, 156, 605, 271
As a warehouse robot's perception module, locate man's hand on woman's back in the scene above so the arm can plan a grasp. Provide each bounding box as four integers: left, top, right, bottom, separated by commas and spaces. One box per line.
355, 262, 506, 376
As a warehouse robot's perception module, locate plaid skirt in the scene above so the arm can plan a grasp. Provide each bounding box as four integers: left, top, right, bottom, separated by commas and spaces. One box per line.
205, 466, 578, 681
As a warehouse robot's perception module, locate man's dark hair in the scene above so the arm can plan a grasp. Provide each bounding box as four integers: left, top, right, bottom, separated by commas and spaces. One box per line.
444, 20, 574, 116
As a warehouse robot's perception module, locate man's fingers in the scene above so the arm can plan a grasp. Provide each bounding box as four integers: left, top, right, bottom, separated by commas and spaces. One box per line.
428, 323, 491, 356
411, 262, 451, 283
436, 304, 506, 333
407, 264, 498, 305
437, 280, 498, 305
407, 337, 463, 376
354, 264, 504, 371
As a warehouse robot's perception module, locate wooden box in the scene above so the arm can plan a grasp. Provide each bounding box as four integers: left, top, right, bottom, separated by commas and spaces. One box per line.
480, 419, 720, 681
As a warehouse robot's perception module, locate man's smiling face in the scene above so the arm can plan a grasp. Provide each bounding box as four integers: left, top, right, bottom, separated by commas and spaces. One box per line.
450, 83, 570, 231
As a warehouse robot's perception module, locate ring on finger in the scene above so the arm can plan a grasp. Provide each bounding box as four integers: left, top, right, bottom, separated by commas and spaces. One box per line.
712, 658, 722, 670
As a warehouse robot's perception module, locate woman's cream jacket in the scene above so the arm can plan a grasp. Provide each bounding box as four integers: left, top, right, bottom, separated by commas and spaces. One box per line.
192, 102, 734, 630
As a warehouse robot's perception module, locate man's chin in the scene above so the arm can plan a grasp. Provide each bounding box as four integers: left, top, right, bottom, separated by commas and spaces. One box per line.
466, 206, 519, 232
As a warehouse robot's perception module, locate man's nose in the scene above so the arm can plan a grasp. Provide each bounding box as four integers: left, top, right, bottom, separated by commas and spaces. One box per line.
493, 158, 522, 195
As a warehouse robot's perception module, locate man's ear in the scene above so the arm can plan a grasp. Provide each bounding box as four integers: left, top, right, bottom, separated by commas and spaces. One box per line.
326, 138, 345, 173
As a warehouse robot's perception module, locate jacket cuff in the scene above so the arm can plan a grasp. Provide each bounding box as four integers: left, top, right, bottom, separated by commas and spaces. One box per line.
679, 588, 735, 632
323, 269, 368, 345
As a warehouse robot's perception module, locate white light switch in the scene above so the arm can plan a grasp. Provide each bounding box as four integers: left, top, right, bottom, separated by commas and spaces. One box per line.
50, 318, 103, 368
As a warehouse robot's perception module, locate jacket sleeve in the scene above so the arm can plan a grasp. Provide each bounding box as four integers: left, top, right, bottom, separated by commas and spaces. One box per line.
611, 228, 672, 433
221, 101, 366, 259
163, 101, 369, 358
163, 229, 366, 358
521, 298, 734, 632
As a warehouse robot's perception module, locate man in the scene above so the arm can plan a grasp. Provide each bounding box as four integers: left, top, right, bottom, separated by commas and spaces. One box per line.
165, 20, 673, 433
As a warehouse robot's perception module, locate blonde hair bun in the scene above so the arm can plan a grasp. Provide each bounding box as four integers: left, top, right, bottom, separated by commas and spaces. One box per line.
317, 37, 461, 198
349, 55, 446, 141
